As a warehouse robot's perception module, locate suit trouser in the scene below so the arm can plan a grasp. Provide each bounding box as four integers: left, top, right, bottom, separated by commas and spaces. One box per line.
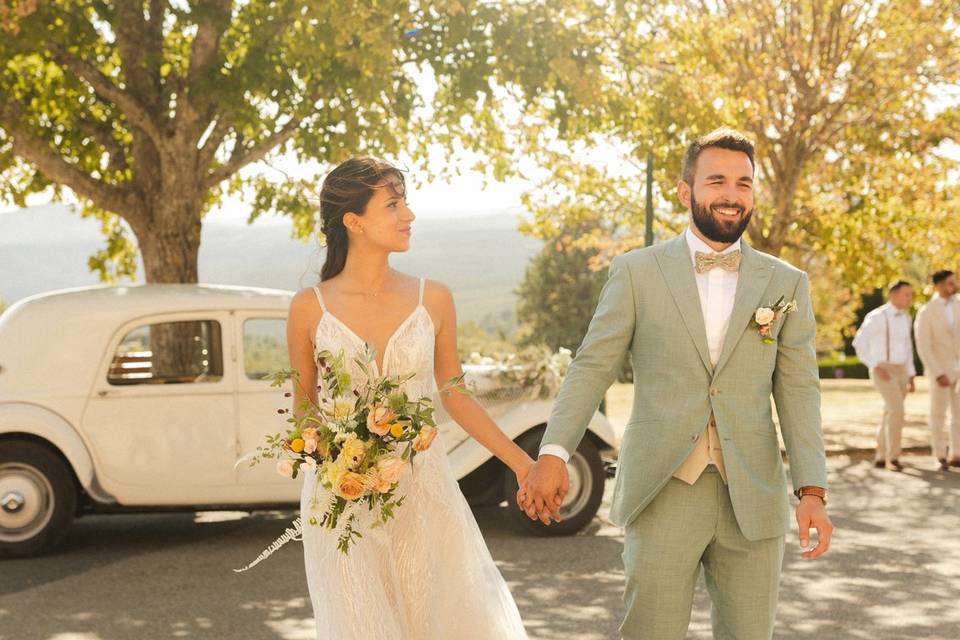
871, 364, 910, 463
928, 379, 960, 460
620, 468, 785, 640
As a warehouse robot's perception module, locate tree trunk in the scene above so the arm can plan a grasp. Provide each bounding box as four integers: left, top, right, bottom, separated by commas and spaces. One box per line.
129, 192, 207, 381
134, 189, 204, 284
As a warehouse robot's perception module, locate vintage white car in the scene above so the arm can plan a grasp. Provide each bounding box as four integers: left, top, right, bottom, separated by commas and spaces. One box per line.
0, 285, 618, 557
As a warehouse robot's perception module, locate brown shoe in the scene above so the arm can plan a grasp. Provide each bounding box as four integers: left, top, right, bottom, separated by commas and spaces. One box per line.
939, 458, 950, 471
949, 459, 960, 468
874, 460, 885, 469
885, 460, 904, 472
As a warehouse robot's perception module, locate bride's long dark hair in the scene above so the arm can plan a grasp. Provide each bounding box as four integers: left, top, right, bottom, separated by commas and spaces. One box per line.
319, 157, 406, 281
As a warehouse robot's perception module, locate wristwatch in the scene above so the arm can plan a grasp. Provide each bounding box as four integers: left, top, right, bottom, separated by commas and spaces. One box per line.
794, 486, 827, 505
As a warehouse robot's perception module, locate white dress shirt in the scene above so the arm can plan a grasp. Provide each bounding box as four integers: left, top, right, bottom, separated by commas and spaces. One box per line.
539, 227, 741, 462
852, 303, 916, 376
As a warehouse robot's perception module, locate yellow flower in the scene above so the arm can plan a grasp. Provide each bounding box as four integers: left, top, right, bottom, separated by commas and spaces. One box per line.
390, 423, 405, 439
340, 436, 367, 469
290, 438, 305, 453
321, 457, 348, 487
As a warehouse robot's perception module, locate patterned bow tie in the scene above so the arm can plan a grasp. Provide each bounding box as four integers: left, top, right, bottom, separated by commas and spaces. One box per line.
694, 250, 742, 274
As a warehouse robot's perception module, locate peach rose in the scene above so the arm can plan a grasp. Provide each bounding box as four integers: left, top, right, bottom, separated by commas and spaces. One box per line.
412, 425, 439, 452
303, 437, 318, 454
276, 460, 295, 478
367, 405, 396, 436
755, 307, 776, 326
334, 471, 366, 501
371, 472, 393, 493
376, 457, 408, 484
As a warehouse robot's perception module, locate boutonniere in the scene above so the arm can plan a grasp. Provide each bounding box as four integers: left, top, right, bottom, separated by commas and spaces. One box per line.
754, 296, 798, 344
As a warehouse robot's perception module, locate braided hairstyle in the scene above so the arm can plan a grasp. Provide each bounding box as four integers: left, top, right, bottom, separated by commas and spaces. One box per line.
318, 157, 406, 281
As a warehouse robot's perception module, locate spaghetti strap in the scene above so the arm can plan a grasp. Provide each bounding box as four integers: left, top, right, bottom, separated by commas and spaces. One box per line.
312, 285, 326, 311
418, 278, 425, 306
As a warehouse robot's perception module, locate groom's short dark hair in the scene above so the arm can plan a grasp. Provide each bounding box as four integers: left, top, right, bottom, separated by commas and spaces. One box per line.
682, 127, 756, 185
933, 270, 954, 284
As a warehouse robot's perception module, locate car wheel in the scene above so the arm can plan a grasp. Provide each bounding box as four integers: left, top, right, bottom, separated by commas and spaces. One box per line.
0, 440, 77, 557
504, 428, 606, 536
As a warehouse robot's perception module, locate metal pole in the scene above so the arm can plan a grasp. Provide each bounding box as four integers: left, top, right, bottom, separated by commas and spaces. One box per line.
644, 151, 654, 247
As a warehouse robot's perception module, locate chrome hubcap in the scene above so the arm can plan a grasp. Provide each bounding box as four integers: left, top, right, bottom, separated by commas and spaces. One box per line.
0, 463, 55, 543
2, 491, 25, 513
560, 452, 593, 517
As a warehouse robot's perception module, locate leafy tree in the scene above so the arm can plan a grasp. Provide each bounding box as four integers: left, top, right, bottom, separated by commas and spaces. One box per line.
515, 216, 607, 353
0, 0, 590, 282
516, 0, 960, 350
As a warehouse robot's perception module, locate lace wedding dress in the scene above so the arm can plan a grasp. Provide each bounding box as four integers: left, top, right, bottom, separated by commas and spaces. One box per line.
301, 279, 528, 640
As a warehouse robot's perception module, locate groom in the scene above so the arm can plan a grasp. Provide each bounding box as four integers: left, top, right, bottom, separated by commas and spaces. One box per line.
520, 128, 832, 639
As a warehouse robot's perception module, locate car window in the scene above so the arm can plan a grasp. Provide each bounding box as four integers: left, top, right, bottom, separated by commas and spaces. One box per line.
243, 318, 288, 380
107, 320, 224, 385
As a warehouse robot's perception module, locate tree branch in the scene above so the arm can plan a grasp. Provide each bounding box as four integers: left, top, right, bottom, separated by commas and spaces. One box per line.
204, 117, 302, 189
1, 106, 137, 218
48, 44, 166, 149
197, 114, 232, 168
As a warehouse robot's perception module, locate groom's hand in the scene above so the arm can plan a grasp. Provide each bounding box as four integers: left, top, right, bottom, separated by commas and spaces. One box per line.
796, 496, 833, 559
518, 455, 568, 525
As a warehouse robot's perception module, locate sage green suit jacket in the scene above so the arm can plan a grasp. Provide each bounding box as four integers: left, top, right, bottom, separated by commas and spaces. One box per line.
542, 234, 827, 540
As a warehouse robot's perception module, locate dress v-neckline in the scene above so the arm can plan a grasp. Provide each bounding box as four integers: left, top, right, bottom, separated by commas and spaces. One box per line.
320, 305, 424, 376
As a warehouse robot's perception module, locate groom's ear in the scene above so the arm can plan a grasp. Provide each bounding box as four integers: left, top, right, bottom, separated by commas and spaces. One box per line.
677, 179, 692, 209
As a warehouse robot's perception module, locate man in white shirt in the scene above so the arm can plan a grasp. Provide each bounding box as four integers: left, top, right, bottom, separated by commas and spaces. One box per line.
521, 128, 830, 639
852, 281, 916, 471
914, 270, 960, 471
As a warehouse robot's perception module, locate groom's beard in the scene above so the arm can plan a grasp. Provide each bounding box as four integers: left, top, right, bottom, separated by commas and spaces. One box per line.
690, 193, 753, 244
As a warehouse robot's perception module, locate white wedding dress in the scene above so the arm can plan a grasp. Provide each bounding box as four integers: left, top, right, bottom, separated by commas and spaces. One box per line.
301, 279, 528, 640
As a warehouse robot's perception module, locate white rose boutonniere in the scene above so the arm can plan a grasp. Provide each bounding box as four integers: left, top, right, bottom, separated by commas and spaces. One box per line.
754, 296, 797, 344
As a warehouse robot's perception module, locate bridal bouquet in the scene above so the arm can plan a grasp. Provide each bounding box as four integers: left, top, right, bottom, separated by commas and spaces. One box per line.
235, 346, 465, 569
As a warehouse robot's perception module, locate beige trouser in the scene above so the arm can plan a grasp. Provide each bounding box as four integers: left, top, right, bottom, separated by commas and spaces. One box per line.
871, 363, 910, 463
928, 377, 960, 460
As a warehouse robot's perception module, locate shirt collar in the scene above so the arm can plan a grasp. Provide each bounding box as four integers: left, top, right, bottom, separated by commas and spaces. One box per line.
884, 302, 908, 317
685, 226, 742, 266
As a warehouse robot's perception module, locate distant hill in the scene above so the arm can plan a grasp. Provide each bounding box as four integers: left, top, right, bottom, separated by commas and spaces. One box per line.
0, 205, 541, 330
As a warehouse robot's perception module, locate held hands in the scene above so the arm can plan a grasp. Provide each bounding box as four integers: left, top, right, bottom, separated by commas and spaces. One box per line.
516, 455, 568, 525
908, 376, 916, 393
796, 495, 833, 560
936, 374, 952, 388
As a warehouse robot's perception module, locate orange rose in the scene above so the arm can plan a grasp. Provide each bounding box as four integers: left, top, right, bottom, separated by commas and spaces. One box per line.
412, 425, 439, 452
290, 438, 305, 453
334, 471, 366, 501
390, 423, 405, 439
366, 405, 396, 436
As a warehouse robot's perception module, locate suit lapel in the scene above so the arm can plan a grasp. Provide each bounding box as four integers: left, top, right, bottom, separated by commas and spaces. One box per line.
655, 235, 713, 373
713, 242, 774, 376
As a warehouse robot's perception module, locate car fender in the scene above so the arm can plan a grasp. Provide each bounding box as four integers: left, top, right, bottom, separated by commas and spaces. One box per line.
0, 402, 96, 492
447, 398, 619, 480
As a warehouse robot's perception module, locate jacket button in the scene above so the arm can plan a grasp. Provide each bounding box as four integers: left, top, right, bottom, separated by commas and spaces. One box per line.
709, 388, 720, 396
691, 434, 700, 442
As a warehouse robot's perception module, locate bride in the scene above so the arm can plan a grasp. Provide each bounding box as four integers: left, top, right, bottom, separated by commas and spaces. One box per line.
285, 157, 532, 639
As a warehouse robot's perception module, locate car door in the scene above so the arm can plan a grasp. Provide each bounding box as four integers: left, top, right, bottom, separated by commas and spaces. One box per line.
81, 312, 238, 505
233, 313, 300, 502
